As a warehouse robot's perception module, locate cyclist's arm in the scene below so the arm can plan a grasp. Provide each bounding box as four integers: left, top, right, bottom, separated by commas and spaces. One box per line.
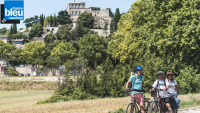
126, 80, 131, 90
175, 84, 178, 91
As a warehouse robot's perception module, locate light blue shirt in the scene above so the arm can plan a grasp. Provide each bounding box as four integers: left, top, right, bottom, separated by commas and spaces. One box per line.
129, 74, 144, 94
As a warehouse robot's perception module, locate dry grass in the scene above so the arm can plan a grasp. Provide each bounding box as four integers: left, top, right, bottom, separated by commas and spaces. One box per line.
0, 90, 199, 113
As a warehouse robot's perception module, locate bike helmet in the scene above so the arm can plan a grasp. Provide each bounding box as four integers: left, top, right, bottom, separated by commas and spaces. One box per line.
166, 72, 173, 76
135, 66, 143, 71
157, 71, 164, 75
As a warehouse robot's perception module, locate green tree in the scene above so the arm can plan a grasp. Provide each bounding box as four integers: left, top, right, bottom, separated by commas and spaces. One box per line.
176, 66, 200, 94
57, 10, 72, 25
0, 27, 7, 34
0, 41, 15, 65
44, 16, 55, 27
21, 41, 46, 67
78, 34, 107, 68
8, 67, 14, 76
28, 23, 43, 38
110, 22, 113, 34
55, 24, 71, 41
51, 42, 77, 62
46, 32, 55, 43
78, 12, 94, 28
50, 14, 53, 27
43, 15, 45, 27
46, 55, 61, 76
114, 8, 120, 30
54, 13, 57, 27
23, 15, 39, 28
12, 24, 17, 34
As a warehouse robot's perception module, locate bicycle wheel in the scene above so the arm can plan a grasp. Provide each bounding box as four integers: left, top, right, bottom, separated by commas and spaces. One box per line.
126, 101, 140, 113
150, 100, 161, 113
144, 100, 150, 113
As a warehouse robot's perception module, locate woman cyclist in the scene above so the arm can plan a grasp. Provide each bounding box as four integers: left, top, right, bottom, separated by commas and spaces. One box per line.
126, 66, 144, 113
149, 71, 173, 113
166, 72, 179, 112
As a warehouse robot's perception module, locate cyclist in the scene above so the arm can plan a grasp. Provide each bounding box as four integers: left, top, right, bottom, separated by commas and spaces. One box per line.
149, 71, 173, 113
126, 66, 144, 113
166, 72, 179, 112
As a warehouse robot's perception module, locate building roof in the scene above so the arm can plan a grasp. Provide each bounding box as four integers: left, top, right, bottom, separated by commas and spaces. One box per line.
0, 36, 9, 39
11, 39, 24, 42
68, 1, 85, 4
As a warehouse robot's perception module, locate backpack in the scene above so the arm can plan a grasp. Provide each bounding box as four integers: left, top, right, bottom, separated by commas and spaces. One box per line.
128, 74, 142, 89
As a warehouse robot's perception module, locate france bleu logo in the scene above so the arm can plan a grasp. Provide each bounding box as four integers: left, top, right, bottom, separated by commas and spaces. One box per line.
4, 0, 24, 20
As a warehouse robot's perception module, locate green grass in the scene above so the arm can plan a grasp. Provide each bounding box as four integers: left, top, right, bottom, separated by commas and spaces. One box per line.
180, 94, 200, 109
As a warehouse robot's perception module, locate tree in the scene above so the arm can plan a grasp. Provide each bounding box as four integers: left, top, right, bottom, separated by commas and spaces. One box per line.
9, 25, 13, 43
28, 23, 43, 38
114, 8, 120, 31
78, 12, 94, 28
78, 34, 107, 68
0, 40, 15, 65
43, 15, 45, 27
46, 32, 55, 43
41, 14, 44, 27
21, 41, 46, 68
110, 22, 113, 34
57, 10, 72, 25
23, 15, 39, 28
50, 14, 53, 27
44, 16, 55, 27
12, 24, 17, 34
51, 42, 77, 62
8, 67, 14, 76
54, 13, 57, 27
0, 27, 7, 34
46, 55, 61, 76
55, 24, 72, 41
39, 15, 43, 26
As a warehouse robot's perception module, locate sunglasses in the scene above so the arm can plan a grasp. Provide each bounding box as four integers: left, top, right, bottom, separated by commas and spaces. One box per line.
137, 70, 142, 72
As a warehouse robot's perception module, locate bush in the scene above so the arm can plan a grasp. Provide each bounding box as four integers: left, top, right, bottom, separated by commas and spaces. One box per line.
108, 108, 125, 113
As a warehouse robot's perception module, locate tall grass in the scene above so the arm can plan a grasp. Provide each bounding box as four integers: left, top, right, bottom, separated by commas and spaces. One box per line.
0, 80, 57, 91
180, 94, 200, 109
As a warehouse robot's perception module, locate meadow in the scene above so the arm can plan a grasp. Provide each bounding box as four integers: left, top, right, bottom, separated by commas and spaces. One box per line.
0, 89, 200, 113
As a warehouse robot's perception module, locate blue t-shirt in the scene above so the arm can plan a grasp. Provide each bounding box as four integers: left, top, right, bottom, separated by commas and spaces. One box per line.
129, 74, 144, 94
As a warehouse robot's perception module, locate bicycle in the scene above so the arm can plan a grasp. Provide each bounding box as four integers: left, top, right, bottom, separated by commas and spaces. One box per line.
149, 89, 178, 113
126, 89, 151, 113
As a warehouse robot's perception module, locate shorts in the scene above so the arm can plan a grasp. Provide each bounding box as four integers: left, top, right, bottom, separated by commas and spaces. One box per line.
162, 97, 170, 103
130, 93, 144, 106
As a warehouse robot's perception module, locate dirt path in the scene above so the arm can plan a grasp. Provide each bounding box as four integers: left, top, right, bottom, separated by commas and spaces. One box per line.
178, 106, 200, 113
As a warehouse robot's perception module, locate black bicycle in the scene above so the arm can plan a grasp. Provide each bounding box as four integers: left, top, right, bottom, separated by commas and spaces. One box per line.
126, 89, 151, 113
150, 89, 178, 113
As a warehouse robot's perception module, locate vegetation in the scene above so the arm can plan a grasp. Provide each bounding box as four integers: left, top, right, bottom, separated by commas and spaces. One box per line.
23, 15, 39, 28
28, 23, 43, 38
57, 10, 71, 25
78, 12, 94, 28
114, 8, 120, 31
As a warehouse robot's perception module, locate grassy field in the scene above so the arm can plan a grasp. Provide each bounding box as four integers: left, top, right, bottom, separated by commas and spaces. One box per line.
0, 90, 199, 113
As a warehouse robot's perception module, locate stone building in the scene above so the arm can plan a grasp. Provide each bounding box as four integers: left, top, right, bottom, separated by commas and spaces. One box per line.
0, 36, 9, 43
66, 1, 114, 37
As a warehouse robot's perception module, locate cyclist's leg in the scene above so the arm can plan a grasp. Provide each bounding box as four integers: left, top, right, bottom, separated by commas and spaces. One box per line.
130, 93, 135, 113
135, 93, 145, 113
165, 97, 172, 113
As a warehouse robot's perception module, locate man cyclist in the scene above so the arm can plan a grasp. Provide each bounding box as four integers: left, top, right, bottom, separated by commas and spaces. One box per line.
149, 71, 173, 113
126, 66, 144, 113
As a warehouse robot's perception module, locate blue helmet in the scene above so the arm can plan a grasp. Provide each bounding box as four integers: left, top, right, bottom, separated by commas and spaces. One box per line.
135, 66, 143, 71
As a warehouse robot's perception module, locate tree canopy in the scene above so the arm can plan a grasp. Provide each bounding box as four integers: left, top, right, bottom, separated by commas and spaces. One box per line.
78, 12, 94, 28
29, 23, 43, 38
23, 15, 39, 28
57, 10, 72, 25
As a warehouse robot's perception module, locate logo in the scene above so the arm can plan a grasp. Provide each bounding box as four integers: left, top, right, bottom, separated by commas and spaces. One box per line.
4, 0, 24, 20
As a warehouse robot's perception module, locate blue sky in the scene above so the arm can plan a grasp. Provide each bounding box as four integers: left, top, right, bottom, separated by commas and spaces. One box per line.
0, 0, 137, 30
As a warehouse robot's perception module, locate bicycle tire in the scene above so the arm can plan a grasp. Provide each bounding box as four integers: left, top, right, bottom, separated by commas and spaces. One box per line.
144, 100, 150, 113
150, 100, 162, 113
126, 101, 140, 113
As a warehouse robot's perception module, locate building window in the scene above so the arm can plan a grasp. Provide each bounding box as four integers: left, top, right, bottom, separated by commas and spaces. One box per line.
71, 24, 73, 27
79, 11, 81, 14
79, 4, 81, 8
75, 4, 77, 8
75, 11, 77, 15
72, 11, 74, 15
72, 4, 74, 8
